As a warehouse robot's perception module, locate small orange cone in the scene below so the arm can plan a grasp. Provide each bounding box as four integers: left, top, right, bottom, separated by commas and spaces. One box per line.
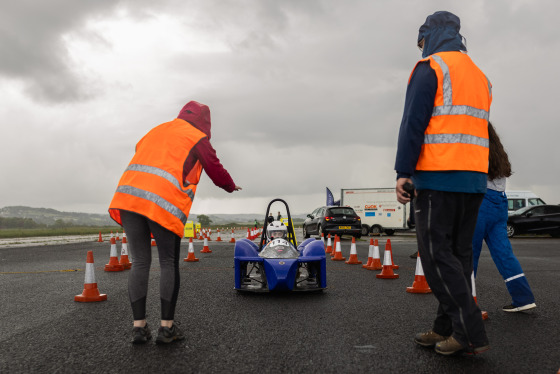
198, 230, 204, 240
105, 237, 124, 271
184, 238, 199, 262
364, 239, 382, 270
331, 237, 346, 261
115, 231, 120, 241
97, 232, 104, 242
119, 234, 132, 270
363, 239, 374, 268
376, 241, 399, 279
246, 228, 251, 240
345, 237, 362, 265
75, 251, 107, 302
207, 229, 212, 241
325, 234, 333, 254
387, 239, 399, 269
406, 253, 431, 293
200, 237, 212, 253
150, 233, 156, 247
216, 229, 222, 242
229, 229, 236, 243
320, 233, 326, 249
472, 272, 489, 320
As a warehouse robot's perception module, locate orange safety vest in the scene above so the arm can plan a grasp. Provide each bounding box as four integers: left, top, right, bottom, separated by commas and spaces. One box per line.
411, 51, 492, 173
108, 118, 206, 237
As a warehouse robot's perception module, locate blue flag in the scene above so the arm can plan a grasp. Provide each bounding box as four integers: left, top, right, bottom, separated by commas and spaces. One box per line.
326, 187, 335, 206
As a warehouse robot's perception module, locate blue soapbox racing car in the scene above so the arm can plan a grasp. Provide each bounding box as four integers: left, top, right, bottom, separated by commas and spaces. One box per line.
234, 199, 327, 292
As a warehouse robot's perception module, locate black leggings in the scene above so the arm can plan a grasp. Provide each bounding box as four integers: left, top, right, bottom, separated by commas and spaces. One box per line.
120, 210, 181, 321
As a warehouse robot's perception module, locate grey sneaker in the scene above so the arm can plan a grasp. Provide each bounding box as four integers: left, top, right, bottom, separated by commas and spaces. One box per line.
414, 330, 448, 347
155, 324, 185, 344
132, 323, 152, 344
502, 303, 536, 312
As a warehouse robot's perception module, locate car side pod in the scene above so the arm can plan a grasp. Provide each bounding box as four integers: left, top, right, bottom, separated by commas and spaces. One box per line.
234, 239, 261, 290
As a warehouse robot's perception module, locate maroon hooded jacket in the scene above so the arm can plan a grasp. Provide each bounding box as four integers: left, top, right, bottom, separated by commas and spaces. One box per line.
177, 101, 236, 193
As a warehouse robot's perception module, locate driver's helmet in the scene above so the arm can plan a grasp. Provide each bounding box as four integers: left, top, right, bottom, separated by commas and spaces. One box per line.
267, 220, 287, 240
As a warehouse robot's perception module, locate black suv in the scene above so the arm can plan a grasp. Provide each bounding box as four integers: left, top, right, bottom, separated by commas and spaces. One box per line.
302, 206, 362, 239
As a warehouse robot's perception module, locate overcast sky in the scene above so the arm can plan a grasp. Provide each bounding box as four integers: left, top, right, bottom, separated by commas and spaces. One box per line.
1, 0, 558, 216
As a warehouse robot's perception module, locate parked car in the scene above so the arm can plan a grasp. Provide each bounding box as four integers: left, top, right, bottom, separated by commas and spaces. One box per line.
302, 206, 362, 239
506, 190, 546, 215
506, 205, 560, 238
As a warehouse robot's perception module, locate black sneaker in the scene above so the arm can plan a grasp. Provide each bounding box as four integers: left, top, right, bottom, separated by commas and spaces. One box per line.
155, 324, 185, 344
502, 303, 536, 312
132, 323, 152, 344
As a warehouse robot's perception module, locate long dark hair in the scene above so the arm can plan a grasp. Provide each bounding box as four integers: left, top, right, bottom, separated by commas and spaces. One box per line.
488, 122, 512, 180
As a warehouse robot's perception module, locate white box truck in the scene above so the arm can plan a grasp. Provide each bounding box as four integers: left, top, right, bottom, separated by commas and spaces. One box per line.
340, 188, 409, 236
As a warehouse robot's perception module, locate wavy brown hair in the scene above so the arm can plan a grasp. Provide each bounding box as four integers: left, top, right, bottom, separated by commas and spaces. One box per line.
488, 122, 512, 180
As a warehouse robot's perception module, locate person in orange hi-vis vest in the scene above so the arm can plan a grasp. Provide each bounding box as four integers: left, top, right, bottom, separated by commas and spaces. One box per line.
395, 11, 491, 356
109, 101, 241, 344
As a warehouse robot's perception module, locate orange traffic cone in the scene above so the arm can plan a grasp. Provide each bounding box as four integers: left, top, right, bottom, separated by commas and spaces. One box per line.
105, 237, 124, 271
184, 237, 199, 262
472, 272, 489, 320
207, 229, 212, 241
376, 241, 399, 279
331, 237, 346, 261
97, 232, 104, 243
229, 229, 236, 243
246, 228, 251, 240
325, 234, 333, 254
198, 230, 204, 240
406, 253, 431, 293
216, 229, 222, 242
331, 235, 339, 257
320, 233, 326, 249
115, 231, 120, 241
119, 234, 132, 270
364, 239, 382, 270
200, 237, 212, 253
75, 251, 107, 302
387, 239, 399, 269
345, 237, 362, 265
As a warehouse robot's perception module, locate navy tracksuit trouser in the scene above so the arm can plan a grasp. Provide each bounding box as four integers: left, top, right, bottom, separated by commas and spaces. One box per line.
472, 189, 535, 307
415, 190, 489, 349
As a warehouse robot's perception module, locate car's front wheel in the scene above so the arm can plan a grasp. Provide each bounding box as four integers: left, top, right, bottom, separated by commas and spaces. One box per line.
303, 225, 310, 239
506, 224, 515, 238
370, 225, 382, 236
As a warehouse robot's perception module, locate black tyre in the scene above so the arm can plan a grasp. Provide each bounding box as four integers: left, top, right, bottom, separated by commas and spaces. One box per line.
303, 225, 310, 239
370, 225, 382, 236
385, 229, 395, 236
354, 234, 362, 239
506, 224, 515, 238
361, 225, 369, 236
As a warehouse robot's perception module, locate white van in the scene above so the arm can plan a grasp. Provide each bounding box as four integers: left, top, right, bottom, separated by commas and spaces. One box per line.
505, 191, 546, 214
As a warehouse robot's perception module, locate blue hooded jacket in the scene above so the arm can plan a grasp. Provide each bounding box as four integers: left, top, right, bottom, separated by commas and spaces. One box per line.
394, 11, 487, 194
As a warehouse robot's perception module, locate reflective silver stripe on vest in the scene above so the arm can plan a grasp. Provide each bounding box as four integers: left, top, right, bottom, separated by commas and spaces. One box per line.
432, 105, 489, 120
424, 133, 489, 148
430, 55, 490, 120
126, 164, 195, 201
116, 185, 188, 224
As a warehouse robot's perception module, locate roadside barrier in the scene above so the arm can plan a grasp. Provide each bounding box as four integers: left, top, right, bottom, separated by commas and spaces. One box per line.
75, 251, 107, 302
325, 234, 332, 254
184, 237, 199, 262
200, 237, 212, 253
406, 253, 431, 293
105, 237, 124, 272
376, 241, 399, 279
331, 237, 346, 261
119, 234, 132, 270
345, 237, 362, 265
472, 272, 489, 320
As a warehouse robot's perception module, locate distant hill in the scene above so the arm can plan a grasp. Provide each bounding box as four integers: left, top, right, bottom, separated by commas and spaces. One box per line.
0, 206, 307, 227
0, 206, 116, 226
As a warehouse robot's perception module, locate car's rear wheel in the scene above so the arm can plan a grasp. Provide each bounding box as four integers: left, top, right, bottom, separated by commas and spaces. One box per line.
506, 224, 515, 238
317, 224, 323, 238
385, 229, 395, 236
303, 225, 310, 239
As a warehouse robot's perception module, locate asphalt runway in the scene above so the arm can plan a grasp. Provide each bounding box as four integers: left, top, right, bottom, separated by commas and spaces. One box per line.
1, 231, 559, 373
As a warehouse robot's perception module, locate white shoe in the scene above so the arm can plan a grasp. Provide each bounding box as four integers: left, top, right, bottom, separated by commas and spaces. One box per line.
502, 303, 536, 312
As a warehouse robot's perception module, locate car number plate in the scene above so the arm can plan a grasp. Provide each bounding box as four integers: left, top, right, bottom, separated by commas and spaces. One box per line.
339, 226, 351, 229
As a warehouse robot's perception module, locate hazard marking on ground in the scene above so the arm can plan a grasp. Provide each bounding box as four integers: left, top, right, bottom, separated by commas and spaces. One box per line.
0, 269, 82, 274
